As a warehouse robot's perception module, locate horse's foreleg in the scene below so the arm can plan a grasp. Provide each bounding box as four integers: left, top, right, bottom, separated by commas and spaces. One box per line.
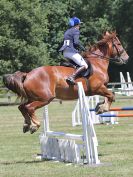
25, 100, 53, 134
18, 104, 31, 133
95, 85, 115, 114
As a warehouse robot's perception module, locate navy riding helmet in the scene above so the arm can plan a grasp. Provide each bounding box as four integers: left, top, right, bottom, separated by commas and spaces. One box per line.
68, 17, 83, 27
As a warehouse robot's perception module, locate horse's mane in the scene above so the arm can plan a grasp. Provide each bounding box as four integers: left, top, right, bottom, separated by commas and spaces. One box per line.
85, 31, 117, 53
97, 31, 116, 45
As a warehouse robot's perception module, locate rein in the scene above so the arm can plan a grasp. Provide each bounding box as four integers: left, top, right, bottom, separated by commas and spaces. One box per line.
86, 40, 126, 64
89, 51, 118, 63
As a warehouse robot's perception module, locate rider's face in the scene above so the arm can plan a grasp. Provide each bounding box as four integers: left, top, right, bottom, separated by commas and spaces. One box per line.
75, 25, 80, 29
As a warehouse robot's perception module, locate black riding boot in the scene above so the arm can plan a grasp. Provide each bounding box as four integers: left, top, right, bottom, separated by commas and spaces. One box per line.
66, 66, 86, 85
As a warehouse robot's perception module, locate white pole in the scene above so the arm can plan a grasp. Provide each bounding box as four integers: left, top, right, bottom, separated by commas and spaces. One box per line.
43, 105, 50, 136
127, 72, 133, 96
120, 72, 128, 96
77, 82, 100, 164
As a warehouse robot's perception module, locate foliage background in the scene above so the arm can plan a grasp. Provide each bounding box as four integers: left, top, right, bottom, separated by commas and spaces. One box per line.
0, 0, 133, 81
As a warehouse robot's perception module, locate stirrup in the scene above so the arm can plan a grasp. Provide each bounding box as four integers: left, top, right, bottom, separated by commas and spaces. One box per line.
66, 77, 76, 85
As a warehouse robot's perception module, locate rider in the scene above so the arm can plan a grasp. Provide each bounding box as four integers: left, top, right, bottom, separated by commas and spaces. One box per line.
59, 17, 88, 85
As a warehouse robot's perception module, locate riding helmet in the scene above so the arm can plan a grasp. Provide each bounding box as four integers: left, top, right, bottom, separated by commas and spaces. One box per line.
68, 17, 83, 27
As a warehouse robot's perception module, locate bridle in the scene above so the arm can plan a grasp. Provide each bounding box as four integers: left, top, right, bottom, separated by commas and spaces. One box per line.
90, 38, 126, 65
111, 38, 126, 64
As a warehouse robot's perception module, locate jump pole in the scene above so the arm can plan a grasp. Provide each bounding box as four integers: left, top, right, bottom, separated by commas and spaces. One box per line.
90, 106, 133, 112
77, 82, 100, 164
90, 106, 133, 122
99, 114, 133, 117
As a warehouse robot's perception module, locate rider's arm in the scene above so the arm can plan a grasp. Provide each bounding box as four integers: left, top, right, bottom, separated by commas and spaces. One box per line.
73, 30, 85, 51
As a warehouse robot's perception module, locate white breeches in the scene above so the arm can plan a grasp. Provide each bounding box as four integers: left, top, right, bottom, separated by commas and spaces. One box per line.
63, 50, 88, 69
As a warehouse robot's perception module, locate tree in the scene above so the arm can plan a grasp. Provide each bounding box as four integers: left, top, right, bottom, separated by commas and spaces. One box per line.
0, 0, 49, 74
0, 0, 132, 81
42, 0, 113, 65
107, 0, 133, 81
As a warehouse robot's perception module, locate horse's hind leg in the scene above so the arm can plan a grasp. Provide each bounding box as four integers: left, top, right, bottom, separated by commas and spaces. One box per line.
95, 85, 115, 114
18, 104, 31, 133
25, 100, 53, 134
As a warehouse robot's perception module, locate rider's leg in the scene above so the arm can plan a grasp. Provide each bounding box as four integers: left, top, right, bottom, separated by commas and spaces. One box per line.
64, 52, 88, 85
66, 65, 86, 85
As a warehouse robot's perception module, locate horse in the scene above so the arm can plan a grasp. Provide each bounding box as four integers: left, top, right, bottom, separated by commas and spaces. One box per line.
3, 31, 129, 134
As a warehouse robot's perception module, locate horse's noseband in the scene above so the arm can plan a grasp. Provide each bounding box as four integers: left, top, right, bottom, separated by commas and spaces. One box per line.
112, 40, 126, 65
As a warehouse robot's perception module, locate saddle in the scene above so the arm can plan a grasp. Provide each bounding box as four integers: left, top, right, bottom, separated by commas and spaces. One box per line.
60, 59, 93, 78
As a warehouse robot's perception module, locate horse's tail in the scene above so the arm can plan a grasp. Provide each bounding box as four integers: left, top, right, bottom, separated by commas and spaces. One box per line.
3, 71, 28, 102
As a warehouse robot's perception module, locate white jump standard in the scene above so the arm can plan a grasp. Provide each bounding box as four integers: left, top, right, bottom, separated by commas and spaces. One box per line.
39, 82, 100, 165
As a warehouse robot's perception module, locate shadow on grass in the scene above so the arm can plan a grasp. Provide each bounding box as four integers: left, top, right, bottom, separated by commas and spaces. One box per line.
0, 159, 50, 165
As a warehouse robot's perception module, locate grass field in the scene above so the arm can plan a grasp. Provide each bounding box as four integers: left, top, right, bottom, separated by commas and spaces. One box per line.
0, 98, 133, 177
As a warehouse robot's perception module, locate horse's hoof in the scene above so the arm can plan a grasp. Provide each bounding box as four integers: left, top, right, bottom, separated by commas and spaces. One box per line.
95, 101, 104, 113
95, 109, 103, 115
95, 105, 100, 113
95, 104, 109, 114
23, 124, 30, 133
95, 105, 102, 114
96, 110, 103, 115
30, 126, 38, 134
95, 105, 105, 114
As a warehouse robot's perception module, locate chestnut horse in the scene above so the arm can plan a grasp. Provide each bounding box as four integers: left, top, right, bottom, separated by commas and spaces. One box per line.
3, 32, 129, 134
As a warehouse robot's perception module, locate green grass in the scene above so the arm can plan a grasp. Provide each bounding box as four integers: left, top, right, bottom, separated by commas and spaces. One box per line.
0, 98, 133, 177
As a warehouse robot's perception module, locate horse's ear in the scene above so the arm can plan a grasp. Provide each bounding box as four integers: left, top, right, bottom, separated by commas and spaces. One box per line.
105, 31, 110, 35
102, 31, 110, 37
